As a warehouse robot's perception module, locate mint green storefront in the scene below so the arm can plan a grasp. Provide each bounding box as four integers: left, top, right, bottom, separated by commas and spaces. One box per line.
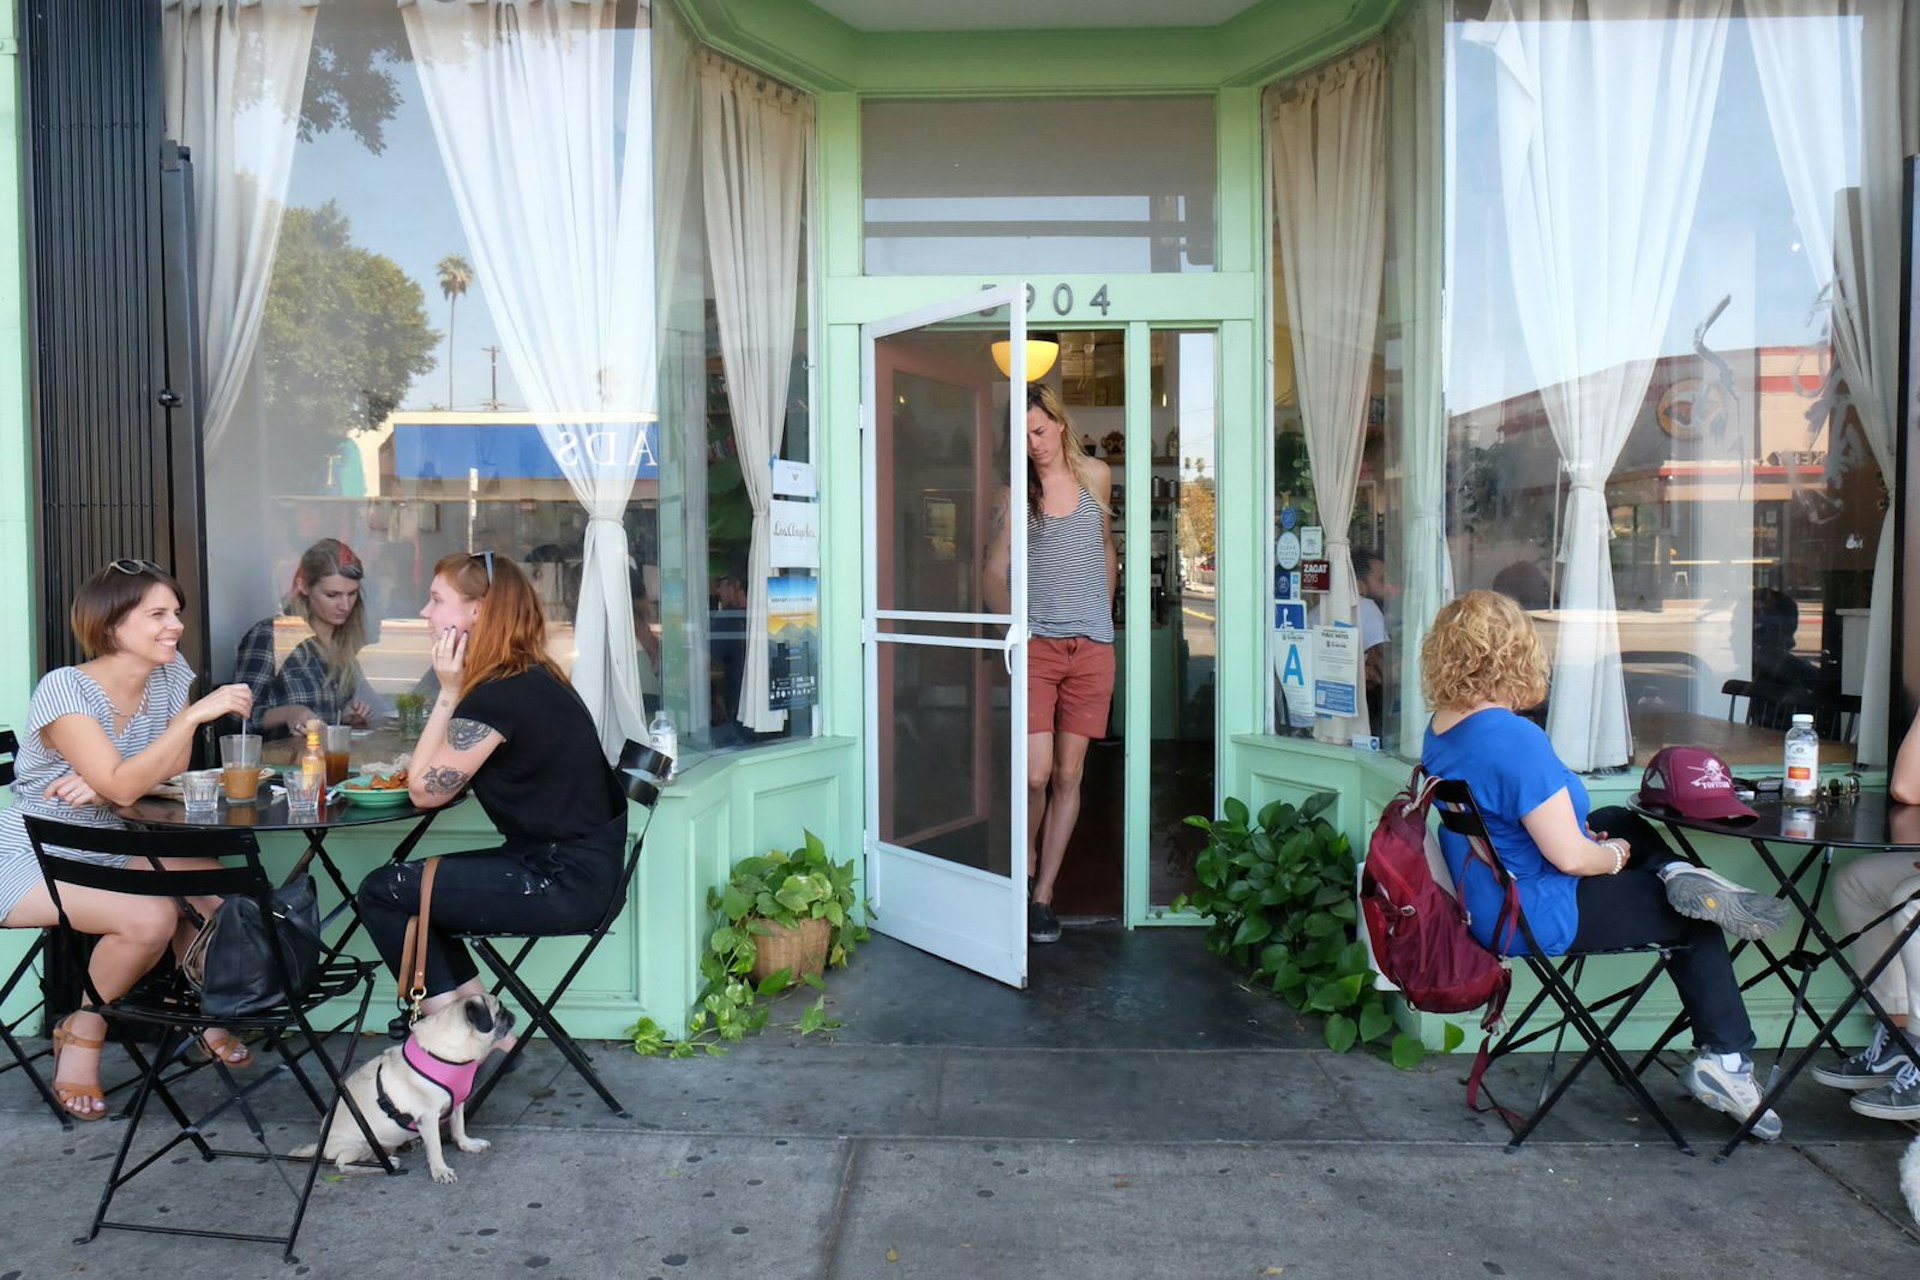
4, 0, 1914, 1054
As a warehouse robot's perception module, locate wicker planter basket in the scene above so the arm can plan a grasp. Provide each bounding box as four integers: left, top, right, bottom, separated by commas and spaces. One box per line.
750, 916, 831, 983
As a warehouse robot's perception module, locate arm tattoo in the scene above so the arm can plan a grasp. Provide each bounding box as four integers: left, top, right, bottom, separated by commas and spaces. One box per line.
445, 717, 492, 751
990, 489, 1009, 534
422, 765, 470, 797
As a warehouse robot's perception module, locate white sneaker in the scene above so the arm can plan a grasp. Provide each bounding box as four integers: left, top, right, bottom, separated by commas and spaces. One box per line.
1683, 1055, 1783, 1142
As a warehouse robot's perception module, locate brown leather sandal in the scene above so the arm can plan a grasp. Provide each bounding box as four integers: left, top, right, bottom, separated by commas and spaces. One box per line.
190, 1030, 255, 1069
51, 1013, 108, 1122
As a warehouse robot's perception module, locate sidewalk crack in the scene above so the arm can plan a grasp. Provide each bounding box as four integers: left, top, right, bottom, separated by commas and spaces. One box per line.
816, 1135, 863, 1279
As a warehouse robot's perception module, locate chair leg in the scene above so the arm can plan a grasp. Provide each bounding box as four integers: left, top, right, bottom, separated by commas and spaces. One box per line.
284, 982, 381, 1261
0, 937, 70, 1129
1506, 957, 1692, 1156
467, 939, 628, 1121
87, 1026, 187, 1244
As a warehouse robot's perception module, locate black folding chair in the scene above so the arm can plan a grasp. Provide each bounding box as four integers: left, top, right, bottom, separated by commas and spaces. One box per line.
0, 729, 72, 1126
27, 817, 391, 1264
460, 740, 666, 1121
1431, 779, 1694, 1155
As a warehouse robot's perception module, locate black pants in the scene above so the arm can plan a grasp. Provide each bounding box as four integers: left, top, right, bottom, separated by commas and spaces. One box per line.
357, 815, 625, 997
1566, 806, 1754, 1056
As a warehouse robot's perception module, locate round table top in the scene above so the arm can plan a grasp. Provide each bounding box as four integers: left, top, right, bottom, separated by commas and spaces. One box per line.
117, 790, 445, 832
1630, 791, 1920, 851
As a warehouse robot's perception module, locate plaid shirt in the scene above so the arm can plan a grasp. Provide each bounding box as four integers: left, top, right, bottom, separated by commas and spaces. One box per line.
233, 616, 355, 736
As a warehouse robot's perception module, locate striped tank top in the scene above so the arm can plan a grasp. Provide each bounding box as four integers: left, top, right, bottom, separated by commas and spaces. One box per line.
1028, 488, 1113, 644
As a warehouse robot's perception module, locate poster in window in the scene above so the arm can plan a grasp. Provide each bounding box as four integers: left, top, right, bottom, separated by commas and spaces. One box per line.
768, 575, 820, 711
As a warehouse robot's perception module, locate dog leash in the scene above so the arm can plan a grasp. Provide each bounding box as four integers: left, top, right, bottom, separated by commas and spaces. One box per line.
397, 858, 441, 1025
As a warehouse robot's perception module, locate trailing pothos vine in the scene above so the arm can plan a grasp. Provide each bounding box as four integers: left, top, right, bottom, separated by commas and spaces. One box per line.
1173, 793, 1461, 1069
627, 831, 870, 1058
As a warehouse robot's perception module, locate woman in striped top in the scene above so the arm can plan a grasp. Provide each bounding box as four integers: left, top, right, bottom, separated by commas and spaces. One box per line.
985, 383, 1116, 945
1, 560, 255, 1119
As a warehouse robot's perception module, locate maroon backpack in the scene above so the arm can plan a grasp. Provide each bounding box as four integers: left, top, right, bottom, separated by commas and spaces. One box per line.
1361, 769, 1513, 1029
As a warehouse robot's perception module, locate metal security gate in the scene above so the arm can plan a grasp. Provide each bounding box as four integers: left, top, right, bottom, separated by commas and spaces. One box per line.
23, 0, 206, 676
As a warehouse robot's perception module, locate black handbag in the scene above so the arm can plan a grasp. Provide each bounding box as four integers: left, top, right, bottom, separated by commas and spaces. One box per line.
180, 874, 323, 1019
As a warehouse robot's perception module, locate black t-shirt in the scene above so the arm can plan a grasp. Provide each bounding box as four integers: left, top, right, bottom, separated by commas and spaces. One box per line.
454, 667, 621, 842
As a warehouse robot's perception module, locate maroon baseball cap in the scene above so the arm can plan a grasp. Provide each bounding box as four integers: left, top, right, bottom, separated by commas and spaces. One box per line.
1639, 747, 1758, 822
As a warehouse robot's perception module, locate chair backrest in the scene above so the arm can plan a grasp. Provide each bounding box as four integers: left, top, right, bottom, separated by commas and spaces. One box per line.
615, 739, 670, 808
0, 728, 16, 788
589, 739, 668, 934
1427, 778, 1544, 957
23, 817, 282, 1008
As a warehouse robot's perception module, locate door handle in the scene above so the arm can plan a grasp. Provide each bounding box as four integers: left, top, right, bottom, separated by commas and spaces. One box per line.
1000, 622, 1025, 675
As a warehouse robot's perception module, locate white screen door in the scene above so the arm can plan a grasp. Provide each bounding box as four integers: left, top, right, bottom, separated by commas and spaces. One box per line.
862, 286, 1029, 986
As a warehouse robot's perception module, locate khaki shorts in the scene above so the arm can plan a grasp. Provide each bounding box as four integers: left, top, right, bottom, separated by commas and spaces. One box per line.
1028, 636, 1115, 740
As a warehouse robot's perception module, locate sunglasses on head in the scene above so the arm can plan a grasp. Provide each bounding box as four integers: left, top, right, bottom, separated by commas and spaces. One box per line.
108, 558, 165, 576
470, 550, 495, 585
334, 559, 364, 581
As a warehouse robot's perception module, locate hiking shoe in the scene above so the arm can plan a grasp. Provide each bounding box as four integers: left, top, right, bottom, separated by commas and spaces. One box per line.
1850, 1063, 1920, 1121
1813, 1023, 1914, 1091
1028, 900, 1061, 944
1660, 865, 1790, 941
1683, 1055, 1783, 1142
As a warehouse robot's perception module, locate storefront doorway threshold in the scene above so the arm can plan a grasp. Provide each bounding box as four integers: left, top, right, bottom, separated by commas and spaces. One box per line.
818, 925, 1321, 1051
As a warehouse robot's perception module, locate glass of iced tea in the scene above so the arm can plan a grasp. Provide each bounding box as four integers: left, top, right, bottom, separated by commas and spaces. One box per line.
218, 733, 262, 803
321, 724, 352, 786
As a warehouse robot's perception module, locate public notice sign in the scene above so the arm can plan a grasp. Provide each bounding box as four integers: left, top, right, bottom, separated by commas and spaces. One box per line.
1313, 625, 1358, 716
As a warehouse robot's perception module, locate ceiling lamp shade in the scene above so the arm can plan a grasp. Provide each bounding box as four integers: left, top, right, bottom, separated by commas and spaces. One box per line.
990, 339, 1060, 382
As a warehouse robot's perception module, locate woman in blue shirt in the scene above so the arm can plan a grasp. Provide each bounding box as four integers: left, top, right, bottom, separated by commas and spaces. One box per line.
1421, 590, 1788, 1141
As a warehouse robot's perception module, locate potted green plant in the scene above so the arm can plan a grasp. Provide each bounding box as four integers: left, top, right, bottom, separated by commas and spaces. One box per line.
1174, 793, 1459, 1069
628, 830, 869, 1057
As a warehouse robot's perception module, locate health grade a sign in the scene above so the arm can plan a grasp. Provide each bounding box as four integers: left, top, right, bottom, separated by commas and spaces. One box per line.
391, 417, 661, 482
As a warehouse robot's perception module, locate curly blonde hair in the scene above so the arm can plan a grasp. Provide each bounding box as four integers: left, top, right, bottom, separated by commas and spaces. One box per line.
1420, 590, 1550, 713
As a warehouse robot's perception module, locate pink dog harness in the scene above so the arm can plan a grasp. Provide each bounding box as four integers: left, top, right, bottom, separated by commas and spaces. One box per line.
374, 1036, 482, 1132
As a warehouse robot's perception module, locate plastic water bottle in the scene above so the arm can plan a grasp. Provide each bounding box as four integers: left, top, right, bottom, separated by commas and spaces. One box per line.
1783, 713, 1819, 802
648, 709, 678, 782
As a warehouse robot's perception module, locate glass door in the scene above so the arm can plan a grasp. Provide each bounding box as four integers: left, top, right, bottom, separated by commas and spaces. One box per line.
861, 287, 1029, 986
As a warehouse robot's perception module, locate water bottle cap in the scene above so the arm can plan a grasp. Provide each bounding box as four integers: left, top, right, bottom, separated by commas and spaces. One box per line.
1791, 713, 1814, 725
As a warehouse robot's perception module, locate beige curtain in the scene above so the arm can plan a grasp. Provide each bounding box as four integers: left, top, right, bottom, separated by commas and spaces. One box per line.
700, 53, 812, 734
1268, 46, 1388, 746
162, 0, 317, 456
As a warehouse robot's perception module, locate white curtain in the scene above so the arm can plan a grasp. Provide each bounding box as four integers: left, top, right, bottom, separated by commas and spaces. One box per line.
1466, 0, 1730, 771
1846, 3, 1920, 764
1268, 46, 1388, 746
653, 0, 710, 738
700, 52, 811, 734
1744, 2, 1915, 763
1389, 2, 1448, 759
162, 0, 317, 456
403, 0, 656, 758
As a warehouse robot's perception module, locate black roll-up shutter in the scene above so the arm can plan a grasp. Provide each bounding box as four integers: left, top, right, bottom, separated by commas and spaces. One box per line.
22, 0, 208, 678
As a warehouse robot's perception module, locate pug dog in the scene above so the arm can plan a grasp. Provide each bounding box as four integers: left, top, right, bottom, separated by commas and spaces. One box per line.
293, 993, 515, 1184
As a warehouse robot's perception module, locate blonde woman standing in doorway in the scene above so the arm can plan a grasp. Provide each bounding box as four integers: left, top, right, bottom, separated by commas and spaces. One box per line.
986, 383, 1116, 944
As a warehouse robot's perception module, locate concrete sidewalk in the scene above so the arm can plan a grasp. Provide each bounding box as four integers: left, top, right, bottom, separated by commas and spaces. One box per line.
2, 927, 1916, 1278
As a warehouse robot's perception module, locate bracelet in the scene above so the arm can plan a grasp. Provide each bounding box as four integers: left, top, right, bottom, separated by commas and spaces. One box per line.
1606, 839, 1627, 875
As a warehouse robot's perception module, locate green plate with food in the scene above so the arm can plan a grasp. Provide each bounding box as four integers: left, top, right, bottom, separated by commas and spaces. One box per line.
337, 772, 414, 806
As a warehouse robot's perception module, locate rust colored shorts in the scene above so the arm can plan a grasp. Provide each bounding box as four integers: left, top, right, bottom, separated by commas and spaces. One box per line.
1028, 636, 1116, 740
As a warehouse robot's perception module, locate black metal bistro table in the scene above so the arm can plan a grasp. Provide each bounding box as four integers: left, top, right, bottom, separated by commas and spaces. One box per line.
116, 788, 457, 963
1631, 791, 1920, 1158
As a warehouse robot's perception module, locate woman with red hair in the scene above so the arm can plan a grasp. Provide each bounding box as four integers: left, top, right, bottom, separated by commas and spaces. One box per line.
354, 550, 626, 1025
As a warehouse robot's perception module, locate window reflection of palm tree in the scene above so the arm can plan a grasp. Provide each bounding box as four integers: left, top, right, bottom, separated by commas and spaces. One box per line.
436, 253, 472, 410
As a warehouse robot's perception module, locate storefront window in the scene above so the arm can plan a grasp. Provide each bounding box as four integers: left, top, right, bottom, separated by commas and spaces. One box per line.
170, 0, 815, 761
1444, 0, 1906, 770
1265, 40, 1407, 752
862, 97, 1216, 275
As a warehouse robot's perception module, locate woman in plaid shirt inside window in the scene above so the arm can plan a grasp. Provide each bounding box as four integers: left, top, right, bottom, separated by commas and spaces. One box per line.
232, 538, 378, 736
